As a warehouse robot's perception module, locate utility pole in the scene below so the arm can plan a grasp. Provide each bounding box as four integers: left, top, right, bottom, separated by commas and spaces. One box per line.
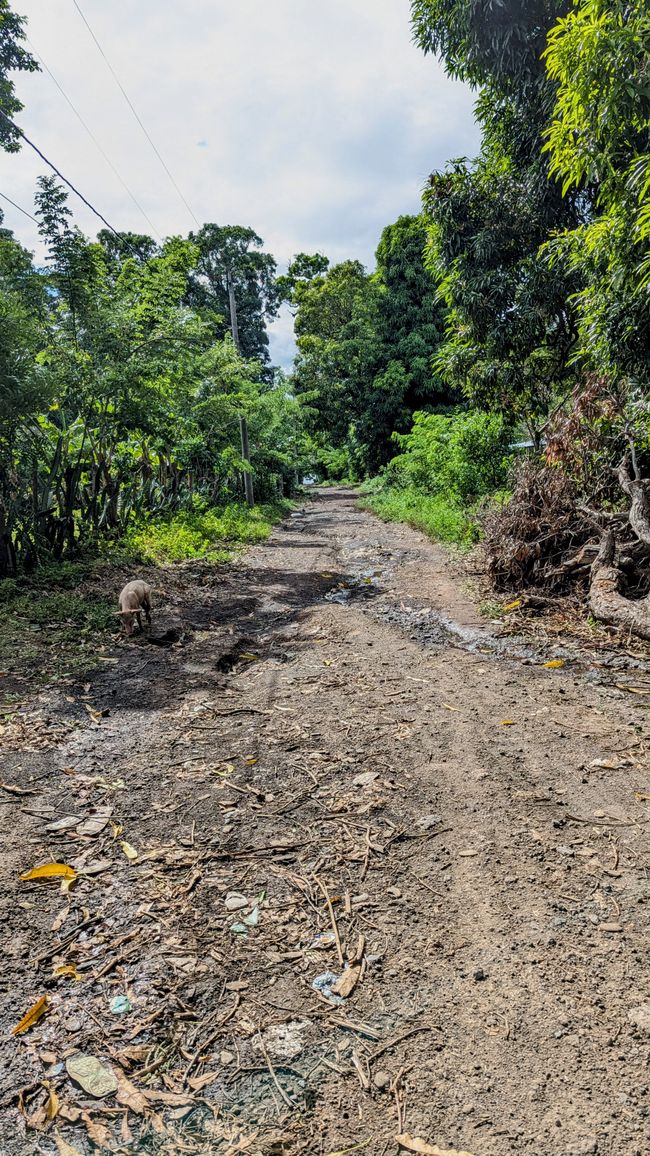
227, 272, 254, 508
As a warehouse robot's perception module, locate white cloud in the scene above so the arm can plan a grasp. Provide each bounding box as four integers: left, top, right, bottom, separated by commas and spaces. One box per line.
0, 0, 480, 365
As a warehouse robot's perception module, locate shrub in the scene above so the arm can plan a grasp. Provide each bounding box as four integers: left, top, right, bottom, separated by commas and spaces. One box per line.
386, 409, 514, 503
123, 501, 292, 564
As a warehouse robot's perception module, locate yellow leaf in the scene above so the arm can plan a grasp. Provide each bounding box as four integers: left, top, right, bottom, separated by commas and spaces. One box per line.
616, 683, 650, 695
503, 600, 522, 611
12, 994, 49, 1036
53, 964, 81, 981
543, 659, 565, 669
239, 653, 258, 662
500, 719, 515, 726
45, 1082, 59, 1121
21, 863, 77, 883
110, 821, 124, 838
245, 757, 258, 765
120, 841, 139, 861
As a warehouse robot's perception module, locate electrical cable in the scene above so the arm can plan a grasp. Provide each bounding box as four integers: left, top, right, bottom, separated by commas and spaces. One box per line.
0, 108, 128, 241
0, 189, 39, 223
27, 37, 161, 240
71, 0, 200, 227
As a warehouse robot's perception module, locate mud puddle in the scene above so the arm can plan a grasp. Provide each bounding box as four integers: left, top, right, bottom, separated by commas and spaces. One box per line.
332, 552, 650, 681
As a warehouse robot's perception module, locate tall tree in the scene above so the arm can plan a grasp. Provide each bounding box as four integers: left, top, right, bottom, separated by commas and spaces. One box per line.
0, 0, 38, 151
412, 0, 581, 440
188, 224, 278, 364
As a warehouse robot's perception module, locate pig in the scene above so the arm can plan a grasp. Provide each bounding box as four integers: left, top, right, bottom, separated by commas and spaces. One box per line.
117, 579, 152, 636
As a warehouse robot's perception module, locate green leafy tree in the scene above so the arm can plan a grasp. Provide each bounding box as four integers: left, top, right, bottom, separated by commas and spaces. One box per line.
188, 224, 279, 364
412, 0, 582, 440
0, 0, 38, 151
543, 0, 650, 380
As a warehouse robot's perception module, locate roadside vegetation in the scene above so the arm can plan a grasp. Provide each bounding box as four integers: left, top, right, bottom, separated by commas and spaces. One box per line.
1, 0, 650, 646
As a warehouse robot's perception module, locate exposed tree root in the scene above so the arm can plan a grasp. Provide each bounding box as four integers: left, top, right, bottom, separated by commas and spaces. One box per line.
589, 529, 650, 641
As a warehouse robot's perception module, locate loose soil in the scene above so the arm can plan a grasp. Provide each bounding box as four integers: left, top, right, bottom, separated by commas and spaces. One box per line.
2, 488, 650, 1156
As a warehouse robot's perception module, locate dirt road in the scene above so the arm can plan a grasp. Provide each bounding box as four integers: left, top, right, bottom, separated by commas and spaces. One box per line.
3, 488, 650, 1156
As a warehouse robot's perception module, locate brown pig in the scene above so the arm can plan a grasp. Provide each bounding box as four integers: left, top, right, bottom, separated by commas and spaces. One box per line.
117, 579, 152, 636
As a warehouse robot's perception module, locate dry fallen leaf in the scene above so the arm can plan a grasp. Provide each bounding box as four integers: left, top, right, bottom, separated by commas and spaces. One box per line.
503, 599, 522, 611
120, 841, 139, 861
81, 1101, 118, 1141
45, 1082, 59, 1121
500, 719, 515, 726
188, 1070, 221, 1092
397, 1136, 475, 1156
543, 659, 565, 669
116, 1071, 150, 1115
12, 994, 49, 1035
51, 907, 70, 933
76, 808, 112, 837
54, 1134, 84, 1156
442, 703, 462, 712
66, 1054, 118, 1098
21, 863, 77, 883
616, 684, 650, 695
45, 816, 80, 833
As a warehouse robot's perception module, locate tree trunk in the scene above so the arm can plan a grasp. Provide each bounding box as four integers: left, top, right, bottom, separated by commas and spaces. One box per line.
589, 530, 650, 641
618, 450, 650, 547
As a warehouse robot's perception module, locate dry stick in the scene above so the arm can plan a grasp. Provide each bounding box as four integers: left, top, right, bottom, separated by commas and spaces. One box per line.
312, 874, 345, 966
257, 1032, 296, 1110
369, 1025, 438, 1065
409, 869, 444, 898
360, 825, 372, 882
183, 994, 241, 1083
351, 1048, 370, 1091
30, 914, 100, 965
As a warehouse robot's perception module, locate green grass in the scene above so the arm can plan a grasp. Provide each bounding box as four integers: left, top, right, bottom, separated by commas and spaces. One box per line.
362, 486, 476, 547
123, 500, 293, 564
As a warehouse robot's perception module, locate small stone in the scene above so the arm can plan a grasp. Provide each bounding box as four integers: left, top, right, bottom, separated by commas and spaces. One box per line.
417, 814, 443, 830
462, 1103, 475, 1115
373, 1070, 391, 1090
628, 1003, 650, 1031
557, 845, 574, 857
598, 922, 623, 933
220, 1050, 235, 1065
387, 886, 402, 899
224, 892, 248, 912
473, 968, 487, 981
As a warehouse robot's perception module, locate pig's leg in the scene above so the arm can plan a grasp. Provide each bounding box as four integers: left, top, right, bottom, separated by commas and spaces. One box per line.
136, 610, 143, 633
143, 598, 152, 626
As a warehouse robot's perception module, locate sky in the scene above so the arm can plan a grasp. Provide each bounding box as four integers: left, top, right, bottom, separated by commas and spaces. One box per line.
0, 0, 480, 366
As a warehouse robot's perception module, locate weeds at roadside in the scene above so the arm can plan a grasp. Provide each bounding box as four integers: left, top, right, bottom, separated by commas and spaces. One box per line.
361, 485, 476, 547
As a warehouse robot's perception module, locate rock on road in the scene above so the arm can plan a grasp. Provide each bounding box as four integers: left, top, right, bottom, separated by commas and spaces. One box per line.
2, 488, 650, 1156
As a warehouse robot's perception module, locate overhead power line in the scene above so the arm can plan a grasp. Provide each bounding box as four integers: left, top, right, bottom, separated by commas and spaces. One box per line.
0, 108, 127, 241
0, 189, 38, 223
27, 37, 161, 240
71, 0, 201, 228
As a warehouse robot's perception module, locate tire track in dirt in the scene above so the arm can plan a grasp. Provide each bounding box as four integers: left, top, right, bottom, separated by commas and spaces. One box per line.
2, 488, 650, 1156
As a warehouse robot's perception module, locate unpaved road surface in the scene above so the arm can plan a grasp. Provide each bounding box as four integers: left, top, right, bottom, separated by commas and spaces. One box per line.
3, 488, 650, 1156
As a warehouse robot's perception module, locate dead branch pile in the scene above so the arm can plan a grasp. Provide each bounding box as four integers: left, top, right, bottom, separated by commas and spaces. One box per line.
480, 459, 598, 593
